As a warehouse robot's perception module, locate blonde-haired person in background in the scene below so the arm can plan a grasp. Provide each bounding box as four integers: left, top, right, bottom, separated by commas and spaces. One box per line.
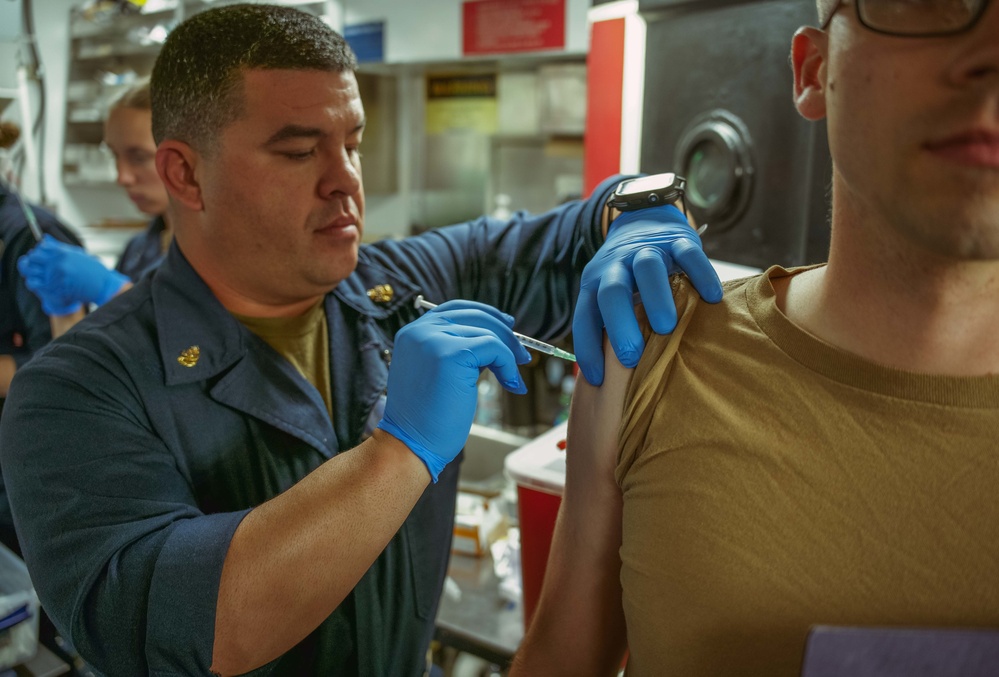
17, 78, 170, 316
512, 0, 999, 675
104, 78, 172, 280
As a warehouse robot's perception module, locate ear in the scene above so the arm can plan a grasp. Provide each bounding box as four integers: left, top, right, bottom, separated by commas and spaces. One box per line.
791, 27, 829, 122
156, 140, 204, 211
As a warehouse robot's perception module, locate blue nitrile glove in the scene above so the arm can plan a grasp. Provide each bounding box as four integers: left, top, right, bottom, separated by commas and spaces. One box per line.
378, 300, 532, 482
573, 204, 723, 386
17, 234, 129, 316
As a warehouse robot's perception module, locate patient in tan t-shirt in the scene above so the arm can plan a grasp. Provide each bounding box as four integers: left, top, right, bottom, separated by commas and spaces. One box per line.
510, 0, 999, 675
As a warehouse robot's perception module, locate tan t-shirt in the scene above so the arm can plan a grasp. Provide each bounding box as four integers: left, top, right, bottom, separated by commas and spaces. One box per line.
617, 266, 999, 677
235, 301, 333, 419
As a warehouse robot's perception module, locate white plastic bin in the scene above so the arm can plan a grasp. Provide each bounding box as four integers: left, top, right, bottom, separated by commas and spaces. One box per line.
0, 542, 40, 669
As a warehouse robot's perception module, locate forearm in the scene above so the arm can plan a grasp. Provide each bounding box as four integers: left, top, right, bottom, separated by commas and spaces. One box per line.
0, 355, 14, 397
49, 307, 87, 338
211, 430, 430, 675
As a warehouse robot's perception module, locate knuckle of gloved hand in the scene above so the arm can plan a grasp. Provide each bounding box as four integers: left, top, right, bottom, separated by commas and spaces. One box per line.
671, 231, 700, 251
455, 346, 483, 370
673, 239, 706, 267
393, 326, 421, 353
596, 278, 628, 306
633, 248, 664, 268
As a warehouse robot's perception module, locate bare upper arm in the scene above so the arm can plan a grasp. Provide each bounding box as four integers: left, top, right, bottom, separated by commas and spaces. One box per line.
565, 338, 632, 502
511, 338, 630, 676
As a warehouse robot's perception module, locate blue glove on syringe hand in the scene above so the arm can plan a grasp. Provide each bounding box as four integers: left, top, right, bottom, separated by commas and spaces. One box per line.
17, 235, 130, 316
573, 204, 723, 386
378, 300, 532, 482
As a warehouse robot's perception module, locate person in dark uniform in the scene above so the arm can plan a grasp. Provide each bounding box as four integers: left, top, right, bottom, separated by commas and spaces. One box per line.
0, 5, 721, 676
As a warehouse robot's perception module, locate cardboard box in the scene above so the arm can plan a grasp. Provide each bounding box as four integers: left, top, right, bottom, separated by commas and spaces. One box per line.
453, 491, 507, 558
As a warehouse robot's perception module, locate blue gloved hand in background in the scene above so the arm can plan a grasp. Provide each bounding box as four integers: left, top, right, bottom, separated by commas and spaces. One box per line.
573, 204, 723, 386
378, 300, 531, 482
17, 235, 130, 316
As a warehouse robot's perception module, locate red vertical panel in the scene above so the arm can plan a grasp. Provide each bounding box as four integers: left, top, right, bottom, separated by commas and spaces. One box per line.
583, 17, 625, 196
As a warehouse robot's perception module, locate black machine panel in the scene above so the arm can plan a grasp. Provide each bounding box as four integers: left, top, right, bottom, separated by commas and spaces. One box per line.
640, 0, 832, 268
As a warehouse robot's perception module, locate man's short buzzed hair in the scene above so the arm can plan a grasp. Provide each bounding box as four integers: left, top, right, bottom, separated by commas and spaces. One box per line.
150, 3, 357, 153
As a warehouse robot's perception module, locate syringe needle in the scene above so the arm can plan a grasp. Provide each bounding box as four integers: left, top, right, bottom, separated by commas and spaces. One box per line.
413, 295, 577, 363
4, 181, 43, 242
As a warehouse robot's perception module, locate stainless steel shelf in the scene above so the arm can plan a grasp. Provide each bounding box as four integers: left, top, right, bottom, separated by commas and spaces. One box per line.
62, 0, 333, 187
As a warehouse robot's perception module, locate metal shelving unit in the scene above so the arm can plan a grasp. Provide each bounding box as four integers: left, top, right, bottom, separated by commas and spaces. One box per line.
62, 0, 328, 186
62, 2, 176, 185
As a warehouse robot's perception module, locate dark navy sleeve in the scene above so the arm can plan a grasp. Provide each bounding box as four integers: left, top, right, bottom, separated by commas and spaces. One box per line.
1, 206, 83, 368
363, 174, 627, 341
0, 334, 247, 676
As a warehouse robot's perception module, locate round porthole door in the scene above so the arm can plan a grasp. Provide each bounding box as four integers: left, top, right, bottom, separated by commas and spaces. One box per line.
674, 109, 755, 232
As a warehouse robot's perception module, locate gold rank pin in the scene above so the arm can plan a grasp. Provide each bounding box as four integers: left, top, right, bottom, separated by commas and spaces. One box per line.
177, 346, 201, 368
366, 284, 395, 303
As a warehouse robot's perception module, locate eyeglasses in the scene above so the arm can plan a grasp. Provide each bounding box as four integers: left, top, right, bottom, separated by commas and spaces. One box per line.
820, 0, 993, 37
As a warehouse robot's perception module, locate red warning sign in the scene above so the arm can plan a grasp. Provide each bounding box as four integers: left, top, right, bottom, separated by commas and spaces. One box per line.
463, 0, 566, 56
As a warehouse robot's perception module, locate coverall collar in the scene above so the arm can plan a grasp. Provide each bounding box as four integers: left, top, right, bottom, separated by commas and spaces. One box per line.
152, 242, 419, 387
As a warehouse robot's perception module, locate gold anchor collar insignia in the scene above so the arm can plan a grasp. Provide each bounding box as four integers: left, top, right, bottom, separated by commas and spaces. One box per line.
177, 345, 201, 368
366, 284, 394, 304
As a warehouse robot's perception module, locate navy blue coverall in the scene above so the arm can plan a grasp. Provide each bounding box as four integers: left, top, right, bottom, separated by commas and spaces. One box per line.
0, 175, 623, 676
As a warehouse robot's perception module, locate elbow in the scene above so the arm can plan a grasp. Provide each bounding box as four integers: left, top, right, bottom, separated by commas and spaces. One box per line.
210, 636, 269, 677
211, 609, 276, 677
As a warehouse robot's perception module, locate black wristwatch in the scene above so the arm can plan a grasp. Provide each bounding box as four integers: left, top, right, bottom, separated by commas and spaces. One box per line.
606, 172, 687, 212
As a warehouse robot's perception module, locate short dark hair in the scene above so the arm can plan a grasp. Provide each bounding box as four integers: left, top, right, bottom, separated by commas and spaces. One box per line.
150, 3, 357, 152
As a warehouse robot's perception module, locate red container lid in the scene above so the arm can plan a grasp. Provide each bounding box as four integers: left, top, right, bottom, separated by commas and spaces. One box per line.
503, 421, 568, 497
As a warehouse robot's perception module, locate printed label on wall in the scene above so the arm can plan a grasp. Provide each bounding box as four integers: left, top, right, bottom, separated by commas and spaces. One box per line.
462, 0, 566, 56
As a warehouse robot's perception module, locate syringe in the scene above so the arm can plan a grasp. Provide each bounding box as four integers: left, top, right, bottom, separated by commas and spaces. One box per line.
2, 179, 43, 242
413, 295, 577, 363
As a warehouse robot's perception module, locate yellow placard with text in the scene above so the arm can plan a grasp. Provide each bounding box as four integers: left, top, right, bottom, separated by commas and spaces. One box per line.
425, 74, 498, 135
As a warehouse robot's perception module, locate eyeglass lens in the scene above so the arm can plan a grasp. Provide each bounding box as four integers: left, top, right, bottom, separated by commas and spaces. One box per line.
860, 0, 987, 35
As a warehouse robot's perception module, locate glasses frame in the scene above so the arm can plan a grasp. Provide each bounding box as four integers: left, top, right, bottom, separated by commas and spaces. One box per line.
819, 0, 992, 37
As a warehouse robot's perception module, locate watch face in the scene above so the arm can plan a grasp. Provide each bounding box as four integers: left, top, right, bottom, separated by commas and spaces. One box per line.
617, 172, 679, 196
